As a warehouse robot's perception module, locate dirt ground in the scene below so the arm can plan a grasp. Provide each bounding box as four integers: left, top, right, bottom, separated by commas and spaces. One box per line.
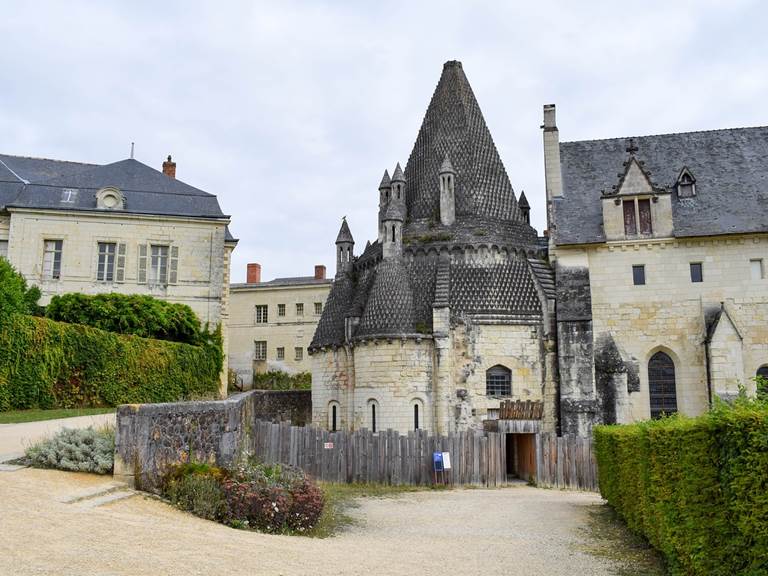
0, 466, 647, 576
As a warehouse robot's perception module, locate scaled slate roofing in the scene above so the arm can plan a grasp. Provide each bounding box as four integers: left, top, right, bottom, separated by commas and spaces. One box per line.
556, 127, 768, 244
0, 154, 227, 219
404, 61, 525, 224
335, 219, 354, 244
357, 259, 416, 337
449, 261, 541, 316
311, 274, 355, 347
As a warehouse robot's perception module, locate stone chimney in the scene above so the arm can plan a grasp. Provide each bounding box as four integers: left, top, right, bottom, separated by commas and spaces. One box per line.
314, 265, 326, 280
162, 155, 176, 179
247, 263, 261, 284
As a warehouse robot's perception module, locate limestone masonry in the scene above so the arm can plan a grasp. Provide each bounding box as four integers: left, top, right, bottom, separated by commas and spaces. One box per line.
310, 61, 768, 436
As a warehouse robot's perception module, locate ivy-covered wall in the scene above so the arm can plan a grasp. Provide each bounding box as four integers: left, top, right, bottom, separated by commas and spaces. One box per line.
0, 314, 222, 411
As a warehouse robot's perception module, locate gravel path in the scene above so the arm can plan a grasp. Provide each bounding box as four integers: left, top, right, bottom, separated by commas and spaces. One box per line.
0, 467, 625, 576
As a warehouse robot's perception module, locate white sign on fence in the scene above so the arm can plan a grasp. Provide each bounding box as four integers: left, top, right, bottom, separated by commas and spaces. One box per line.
324, 442, 334, 449
441, 452, 451, 470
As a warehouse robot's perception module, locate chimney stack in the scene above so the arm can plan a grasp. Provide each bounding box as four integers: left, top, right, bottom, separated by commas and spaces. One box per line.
314, 265, 326, 280
162, 155, 177, 179
247, 263, 261, 284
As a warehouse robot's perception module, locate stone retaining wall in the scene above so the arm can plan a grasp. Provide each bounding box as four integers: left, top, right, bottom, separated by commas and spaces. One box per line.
114, 389, 311, 490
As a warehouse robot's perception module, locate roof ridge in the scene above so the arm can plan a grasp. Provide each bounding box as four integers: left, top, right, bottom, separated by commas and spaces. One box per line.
561, 124, 768, 146
0, 153, 99, 166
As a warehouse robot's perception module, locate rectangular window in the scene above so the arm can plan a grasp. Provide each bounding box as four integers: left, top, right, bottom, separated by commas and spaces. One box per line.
632, 264, 646, 286
276, 347, 285, 360
43, 240, 63, 280
254, 341, 267, 361
623, 200, 637, 235
638, 199, 653, 235
277, 303, 286, 317
150, 245, 169, 286
0, 240, 7, 259
254, 305, 268, 324
294, 347, 303, 361
314, 302, 322, 315
97, 242, 117, 282
690, 262, 703, 283
751, 259, 764, 280
296, 303, 304, 316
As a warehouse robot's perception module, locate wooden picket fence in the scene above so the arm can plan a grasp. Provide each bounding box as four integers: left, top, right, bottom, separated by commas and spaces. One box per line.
535, 432, 598, 491
252, 420, 507, 487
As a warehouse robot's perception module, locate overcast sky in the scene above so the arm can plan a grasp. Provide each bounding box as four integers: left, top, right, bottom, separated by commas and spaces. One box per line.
2, 0, 766, 282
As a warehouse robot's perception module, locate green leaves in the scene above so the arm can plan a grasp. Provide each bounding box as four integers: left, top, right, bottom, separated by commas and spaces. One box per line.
594, 403, 768, 575
0, 258, 41, 323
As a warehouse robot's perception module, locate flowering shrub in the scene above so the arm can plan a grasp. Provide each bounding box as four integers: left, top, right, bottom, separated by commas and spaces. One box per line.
162, 461, 324, 534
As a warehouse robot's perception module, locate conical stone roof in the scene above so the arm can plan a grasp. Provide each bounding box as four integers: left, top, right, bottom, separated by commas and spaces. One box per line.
404, 61, 523, 223
335, 218, 354, 244
357, 259, 415, 337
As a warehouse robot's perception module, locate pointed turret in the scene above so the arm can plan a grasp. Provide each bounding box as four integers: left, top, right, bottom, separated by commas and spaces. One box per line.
382, 199, 404, 260
335, 218, 355, 275
518, 191, 530, 224
439, 155, 456, 226
404, 60, 525, 224
378, 169, 392, 243
378, 169, 391, 191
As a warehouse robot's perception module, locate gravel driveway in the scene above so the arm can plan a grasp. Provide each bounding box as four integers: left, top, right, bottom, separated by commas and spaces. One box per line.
0, 466, 635, 576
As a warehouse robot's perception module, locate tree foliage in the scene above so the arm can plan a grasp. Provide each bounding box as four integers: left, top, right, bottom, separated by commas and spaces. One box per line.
0, 258, 41, 321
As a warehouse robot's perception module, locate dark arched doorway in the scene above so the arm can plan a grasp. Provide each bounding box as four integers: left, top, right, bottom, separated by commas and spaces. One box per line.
649, 351, 677, 419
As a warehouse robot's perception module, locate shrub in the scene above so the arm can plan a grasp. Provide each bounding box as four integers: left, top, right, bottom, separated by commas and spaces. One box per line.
25, 426, 114, 474
594, 399, 768, 575
252, 371, 311, 391
0, 314, 222, 411
162, 460, 325, 534
45, 292, 210, 346
0, 259, 41, 322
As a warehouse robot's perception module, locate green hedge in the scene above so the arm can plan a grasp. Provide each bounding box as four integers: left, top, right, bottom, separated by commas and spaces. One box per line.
252, 370, 311, 391
45, 292, 206, 345
0, 314, 222, 411
594, 402, 768, 575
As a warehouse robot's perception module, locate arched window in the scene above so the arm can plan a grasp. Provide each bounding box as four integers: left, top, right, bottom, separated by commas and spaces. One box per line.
649, 351, 677, 418
486, 365, 512, 397
328, 401, 340, 432
411, 399, 424, 430
367, 399, 379, 433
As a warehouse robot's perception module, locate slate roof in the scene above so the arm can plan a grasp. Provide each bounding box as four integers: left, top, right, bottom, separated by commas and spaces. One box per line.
231, 276, 332, 290
335, 218, 354, 244
0, 154, 228, 219
404, 61, 525, 224
310, 62, 546, 349
556, 127, 768, 245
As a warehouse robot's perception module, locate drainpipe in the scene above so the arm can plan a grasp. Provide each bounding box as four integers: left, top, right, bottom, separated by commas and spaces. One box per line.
703, 337, 713, 409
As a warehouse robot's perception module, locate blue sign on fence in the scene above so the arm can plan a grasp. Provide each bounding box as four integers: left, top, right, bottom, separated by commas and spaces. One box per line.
433, 451, 444, 472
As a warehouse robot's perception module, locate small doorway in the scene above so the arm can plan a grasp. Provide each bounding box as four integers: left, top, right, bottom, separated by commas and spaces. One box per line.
505, 433, 536, 482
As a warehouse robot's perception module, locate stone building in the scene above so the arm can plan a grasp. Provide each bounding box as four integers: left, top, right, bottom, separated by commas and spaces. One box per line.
229, 263, 332, 387
309, 61, 557, 434
545, 106, 768, 435
0, 153, 236, 394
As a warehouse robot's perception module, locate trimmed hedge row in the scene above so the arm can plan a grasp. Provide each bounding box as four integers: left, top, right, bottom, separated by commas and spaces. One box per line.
594, 403, 768, 576
0, 314, 222, 411
46, 292, 206, 345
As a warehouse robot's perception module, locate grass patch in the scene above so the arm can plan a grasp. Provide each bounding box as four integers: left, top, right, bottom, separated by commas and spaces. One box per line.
307, 482, 448, 538
579, 504, 667, 576
0, 407, 115, 424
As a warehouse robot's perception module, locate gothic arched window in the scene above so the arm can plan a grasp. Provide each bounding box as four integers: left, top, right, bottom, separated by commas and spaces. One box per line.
486, 365, 512, 398
649, 351, 677, 418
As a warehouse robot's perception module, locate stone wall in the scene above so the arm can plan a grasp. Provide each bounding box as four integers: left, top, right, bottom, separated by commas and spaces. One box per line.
114, 390, 312, 489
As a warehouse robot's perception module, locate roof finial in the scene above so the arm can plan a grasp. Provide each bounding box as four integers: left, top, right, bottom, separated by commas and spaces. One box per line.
130, 142, 134, 159
626, 138, 639, 155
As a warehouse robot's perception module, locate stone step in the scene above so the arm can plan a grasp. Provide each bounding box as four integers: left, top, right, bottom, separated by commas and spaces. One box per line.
76, 489, 137, 509
60, 482, 127, 504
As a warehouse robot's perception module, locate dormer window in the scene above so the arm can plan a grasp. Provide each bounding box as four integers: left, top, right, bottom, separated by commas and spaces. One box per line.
623, 198, 652, 236
95, 187, 125, 210
676, 168, 696, 198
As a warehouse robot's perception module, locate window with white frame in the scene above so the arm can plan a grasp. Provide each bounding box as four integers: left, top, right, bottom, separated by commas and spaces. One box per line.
43, 240, 63, 280
751, 259, 765, 280
278, 303, 286, 317
254, 341, 267, 361
276, 347, 285, 360
296, 303, 304, 316
150, 245, 169, 286
314, 302, 322, 315
254, 305, 268, 324
97, 242, 117, 282
294, 347, 303, 361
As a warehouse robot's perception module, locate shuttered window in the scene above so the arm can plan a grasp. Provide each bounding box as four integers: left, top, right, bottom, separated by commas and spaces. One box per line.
150, 245, 169, 286
138, 244, 148, 284
623, 200, 637, 235
169, 246, 179, 284
116, 243, 126, 282
638, 199, 652, 235
97, 242, 117, 282
43, 240, 63, 280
